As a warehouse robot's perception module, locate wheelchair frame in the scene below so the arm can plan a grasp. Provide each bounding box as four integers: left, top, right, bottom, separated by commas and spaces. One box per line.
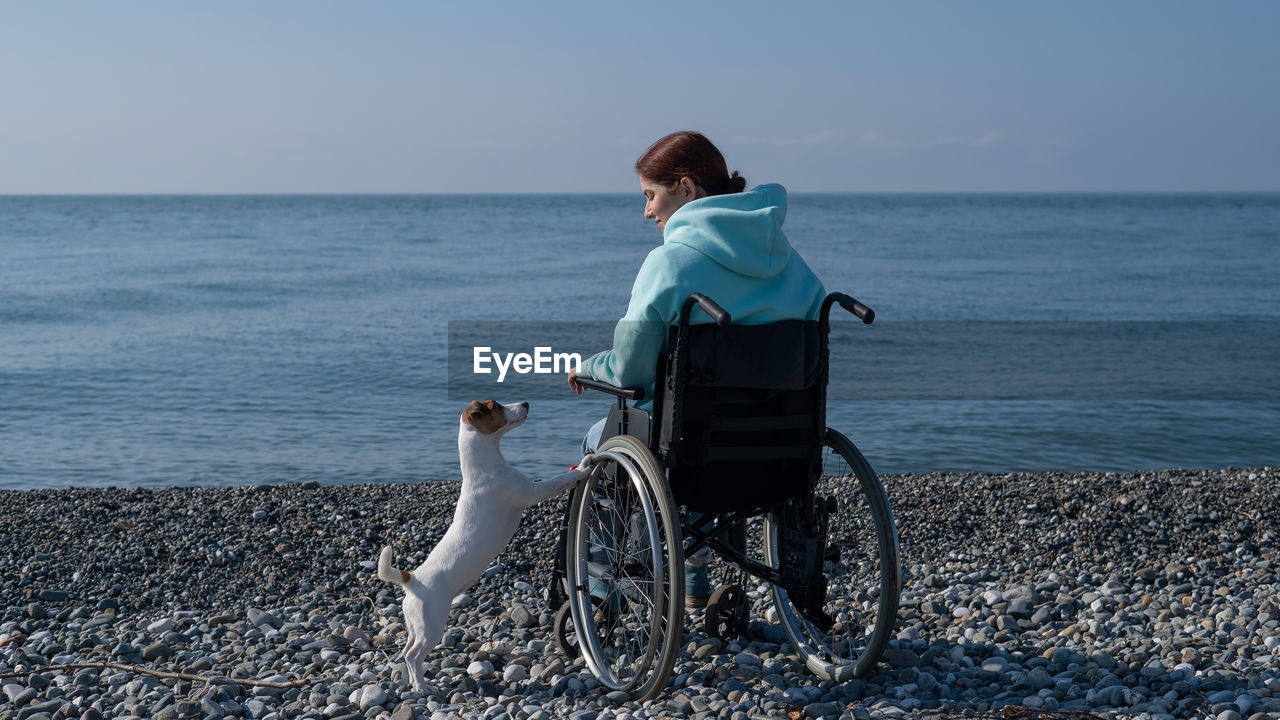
554, 292, 901, 701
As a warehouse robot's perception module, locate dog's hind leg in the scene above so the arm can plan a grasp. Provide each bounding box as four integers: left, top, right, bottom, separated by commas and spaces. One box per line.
403, 634, 430, 693
405, 597, 449, 695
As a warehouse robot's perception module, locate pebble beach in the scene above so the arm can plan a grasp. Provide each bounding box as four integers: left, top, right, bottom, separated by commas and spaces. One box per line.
2, 468, 1278, 720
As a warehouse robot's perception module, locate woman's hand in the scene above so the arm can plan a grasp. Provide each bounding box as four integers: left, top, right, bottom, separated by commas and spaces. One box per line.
568, 366, 584, 395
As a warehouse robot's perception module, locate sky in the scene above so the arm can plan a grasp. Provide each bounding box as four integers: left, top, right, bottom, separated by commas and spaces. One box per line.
1, 2, 1277, 194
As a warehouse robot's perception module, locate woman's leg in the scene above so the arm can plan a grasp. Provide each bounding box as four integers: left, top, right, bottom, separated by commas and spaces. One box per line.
685, 512, 713, 607
582, 416, 607, 455
580, 415, 615, 607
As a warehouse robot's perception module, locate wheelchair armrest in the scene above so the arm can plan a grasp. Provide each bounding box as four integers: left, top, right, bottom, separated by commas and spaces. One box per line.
574, 377, 645, 401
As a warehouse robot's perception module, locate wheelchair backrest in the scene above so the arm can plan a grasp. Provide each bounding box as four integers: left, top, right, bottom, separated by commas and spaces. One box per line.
653, 319, 827, 512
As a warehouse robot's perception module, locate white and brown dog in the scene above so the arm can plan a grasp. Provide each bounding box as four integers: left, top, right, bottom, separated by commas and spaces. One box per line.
377, 400, 594, 692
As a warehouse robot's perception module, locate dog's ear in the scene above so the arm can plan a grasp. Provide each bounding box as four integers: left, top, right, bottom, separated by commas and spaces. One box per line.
463, 401, 491, 427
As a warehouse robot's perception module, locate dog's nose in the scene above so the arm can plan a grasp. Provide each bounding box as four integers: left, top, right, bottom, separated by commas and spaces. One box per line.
517, 402, 529, 409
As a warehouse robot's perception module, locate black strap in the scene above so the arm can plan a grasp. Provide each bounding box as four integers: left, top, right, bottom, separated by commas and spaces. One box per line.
710, 414, 813, 432
706, 445, 814, 461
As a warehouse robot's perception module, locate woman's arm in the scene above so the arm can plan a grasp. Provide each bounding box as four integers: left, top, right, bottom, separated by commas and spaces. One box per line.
571, 248, 681, 398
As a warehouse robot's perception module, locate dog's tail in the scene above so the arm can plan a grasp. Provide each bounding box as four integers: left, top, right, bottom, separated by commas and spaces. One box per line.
377, 546, 411, 586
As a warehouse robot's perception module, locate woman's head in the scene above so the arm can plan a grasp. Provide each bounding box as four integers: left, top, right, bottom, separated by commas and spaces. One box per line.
636, 131, 746, 232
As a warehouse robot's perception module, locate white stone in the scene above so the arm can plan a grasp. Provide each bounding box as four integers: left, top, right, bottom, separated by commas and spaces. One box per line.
981, 657, 1007, 673
358, 685, 389, 710
147, 618, 175, 634
982, 589, 1003, 605
468, 660, 494, 676
502, 664, 529, 682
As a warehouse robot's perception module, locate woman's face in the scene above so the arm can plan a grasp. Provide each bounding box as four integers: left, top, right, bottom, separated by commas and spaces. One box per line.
640, 176, 695, 234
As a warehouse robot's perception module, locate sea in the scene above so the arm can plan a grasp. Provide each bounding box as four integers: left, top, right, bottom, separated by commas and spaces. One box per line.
2, 193, 1278, 490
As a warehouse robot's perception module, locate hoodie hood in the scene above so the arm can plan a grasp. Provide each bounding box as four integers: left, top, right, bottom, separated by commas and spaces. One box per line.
662, 183, 792, 279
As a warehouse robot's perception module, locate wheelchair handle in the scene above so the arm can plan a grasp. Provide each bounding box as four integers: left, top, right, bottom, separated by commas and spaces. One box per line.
822, 292, 875, 325
572, 376, 645, 401
682, 293, 732, 327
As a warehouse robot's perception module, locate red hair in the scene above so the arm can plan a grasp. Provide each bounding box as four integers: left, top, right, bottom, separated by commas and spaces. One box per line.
635, 131, 746, 196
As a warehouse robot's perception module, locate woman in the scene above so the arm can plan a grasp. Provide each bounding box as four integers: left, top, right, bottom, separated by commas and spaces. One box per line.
568, 130, 827, 605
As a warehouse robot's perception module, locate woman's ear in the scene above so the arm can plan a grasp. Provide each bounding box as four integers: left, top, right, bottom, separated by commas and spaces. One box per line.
678, 176, 703, 200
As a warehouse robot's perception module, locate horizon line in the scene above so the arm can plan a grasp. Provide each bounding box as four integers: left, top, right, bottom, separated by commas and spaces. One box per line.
3, 189, 1280, 197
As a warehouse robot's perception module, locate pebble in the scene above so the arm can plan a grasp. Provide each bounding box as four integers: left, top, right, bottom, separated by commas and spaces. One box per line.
358, 685, 388, 710
0, 468, 1275, 720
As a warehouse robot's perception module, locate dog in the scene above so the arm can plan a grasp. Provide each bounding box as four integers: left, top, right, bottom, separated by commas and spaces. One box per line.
377, 400, 595, 692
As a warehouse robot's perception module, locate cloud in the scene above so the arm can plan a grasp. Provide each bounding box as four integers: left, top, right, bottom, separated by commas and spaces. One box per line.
858, 131, 883, 145
971, 132, 1000, 146
800, 129, 847, 145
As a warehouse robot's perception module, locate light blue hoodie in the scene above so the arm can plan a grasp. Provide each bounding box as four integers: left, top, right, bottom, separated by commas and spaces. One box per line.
579, 184, 826, 411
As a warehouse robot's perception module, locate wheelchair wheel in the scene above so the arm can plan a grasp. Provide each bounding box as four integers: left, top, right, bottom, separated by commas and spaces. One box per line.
764, 428, 901, 681
564, 434, 684, 701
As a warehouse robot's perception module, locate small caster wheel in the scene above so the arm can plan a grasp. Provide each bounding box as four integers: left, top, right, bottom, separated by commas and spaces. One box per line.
553, 600, 579, 659
704, 583, 748, 640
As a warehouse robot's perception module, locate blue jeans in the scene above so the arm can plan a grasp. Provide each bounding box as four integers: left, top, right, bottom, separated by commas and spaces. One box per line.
582, 417, 710, 600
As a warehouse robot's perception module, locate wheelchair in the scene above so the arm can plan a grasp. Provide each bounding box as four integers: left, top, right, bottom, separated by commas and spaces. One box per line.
552, 291, 901, 701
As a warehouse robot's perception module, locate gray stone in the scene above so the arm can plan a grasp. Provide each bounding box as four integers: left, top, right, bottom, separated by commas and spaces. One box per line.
11, 687, 38, 708
2, 684, 26, 703
1099, 580, 1127, 596
509, 604, 537, 629
602, 690, 631, 707
1008, 598, 1033, 618
881, 648, 920, 668
26, 674, 50, 691
200, 697, 226, 720
142, 642, 173, 660
358, 685, 388, 710
247, 608, 281, 629
806, 701, 842, 718
694, 638, 723, 660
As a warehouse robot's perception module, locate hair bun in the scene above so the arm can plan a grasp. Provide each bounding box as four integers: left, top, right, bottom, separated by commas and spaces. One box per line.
727, 170, 747, 193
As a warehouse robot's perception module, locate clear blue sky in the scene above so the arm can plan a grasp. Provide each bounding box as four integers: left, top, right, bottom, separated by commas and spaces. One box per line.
2, 2, 1277, 193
